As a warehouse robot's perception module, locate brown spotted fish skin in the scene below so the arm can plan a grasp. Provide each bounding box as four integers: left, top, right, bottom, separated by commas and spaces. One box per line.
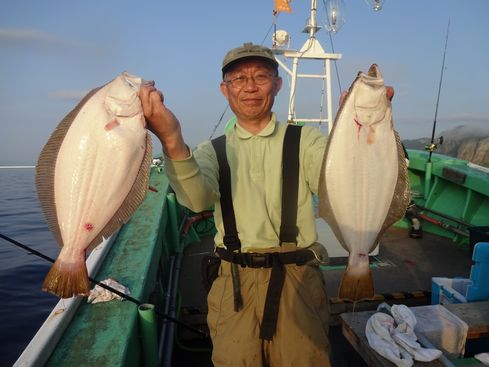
36, 72, 152, 298
318, 64, 410, 301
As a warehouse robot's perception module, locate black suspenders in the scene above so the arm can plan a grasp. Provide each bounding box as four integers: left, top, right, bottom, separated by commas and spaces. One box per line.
280, 124, 302, 244
211, 124, 303, 340
211, 134, 241, 252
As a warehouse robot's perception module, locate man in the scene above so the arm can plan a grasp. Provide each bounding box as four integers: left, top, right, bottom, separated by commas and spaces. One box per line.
140, 42, 331, 366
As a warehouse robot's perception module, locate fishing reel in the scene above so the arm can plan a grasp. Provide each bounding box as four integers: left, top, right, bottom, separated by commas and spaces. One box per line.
425, 136, 444, 153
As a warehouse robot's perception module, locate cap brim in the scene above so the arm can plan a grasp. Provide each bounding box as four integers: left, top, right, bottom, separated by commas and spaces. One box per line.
222, 56, 279, 74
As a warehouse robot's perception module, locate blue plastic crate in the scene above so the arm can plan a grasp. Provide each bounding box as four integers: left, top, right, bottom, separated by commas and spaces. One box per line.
431, 242, 489, 304
466, 242, 489, 302
431, 277, 471, 305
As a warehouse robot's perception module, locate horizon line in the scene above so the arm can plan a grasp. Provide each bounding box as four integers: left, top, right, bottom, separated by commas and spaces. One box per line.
0, 166, 35, 169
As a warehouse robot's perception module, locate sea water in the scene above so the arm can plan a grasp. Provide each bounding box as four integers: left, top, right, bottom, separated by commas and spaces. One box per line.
0, 168, 59, 366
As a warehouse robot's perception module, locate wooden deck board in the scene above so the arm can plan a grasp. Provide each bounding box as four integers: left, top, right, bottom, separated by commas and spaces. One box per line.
445, 302, 489, 339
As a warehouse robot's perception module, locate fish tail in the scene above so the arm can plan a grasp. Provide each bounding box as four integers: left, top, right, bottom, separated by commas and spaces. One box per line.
42, 258, 90, 298
338, 266, 375, 301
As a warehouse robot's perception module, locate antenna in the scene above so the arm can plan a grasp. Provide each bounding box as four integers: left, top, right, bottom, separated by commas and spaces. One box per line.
426, 19, 450, 162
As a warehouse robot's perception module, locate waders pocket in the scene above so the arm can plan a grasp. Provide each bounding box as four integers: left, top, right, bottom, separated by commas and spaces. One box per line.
201, 255, 221, 292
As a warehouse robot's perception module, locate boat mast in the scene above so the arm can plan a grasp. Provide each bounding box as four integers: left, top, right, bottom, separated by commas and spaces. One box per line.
271, 0, 342, 133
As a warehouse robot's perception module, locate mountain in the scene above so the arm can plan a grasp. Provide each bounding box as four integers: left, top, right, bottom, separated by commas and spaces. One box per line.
403, 125, 489, 168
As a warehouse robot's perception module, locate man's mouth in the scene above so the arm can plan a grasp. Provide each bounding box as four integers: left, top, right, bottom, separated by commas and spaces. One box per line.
242, 98, 261, 105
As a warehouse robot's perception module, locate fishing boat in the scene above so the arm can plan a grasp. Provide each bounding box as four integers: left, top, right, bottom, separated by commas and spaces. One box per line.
13, 1, 489, 366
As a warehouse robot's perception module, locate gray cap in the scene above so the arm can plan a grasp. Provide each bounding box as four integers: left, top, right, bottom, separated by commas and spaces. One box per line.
222, 42, 278, 74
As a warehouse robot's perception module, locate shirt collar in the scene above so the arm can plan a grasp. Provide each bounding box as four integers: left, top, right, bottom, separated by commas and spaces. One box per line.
234, 113, 277, 139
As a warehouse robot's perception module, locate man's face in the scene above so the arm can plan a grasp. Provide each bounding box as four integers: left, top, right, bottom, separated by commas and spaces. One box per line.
220, 60, 282, 124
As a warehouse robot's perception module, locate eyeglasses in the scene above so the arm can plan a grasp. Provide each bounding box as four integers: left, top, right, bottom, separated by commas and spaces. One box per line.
224, 72, 274, 89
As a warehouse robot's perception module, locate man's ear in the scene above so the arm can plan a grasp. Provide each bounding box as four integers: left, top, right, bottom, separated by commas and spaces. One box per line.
273, 76, 283, 96
220, 82, 229, 99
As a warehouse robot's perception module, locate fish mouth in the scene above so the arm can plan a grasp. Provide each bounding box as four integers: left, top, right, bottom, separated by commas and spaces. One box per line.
367, 64, 380, 78
122, 72, 142, 91
124, 78, 139, 91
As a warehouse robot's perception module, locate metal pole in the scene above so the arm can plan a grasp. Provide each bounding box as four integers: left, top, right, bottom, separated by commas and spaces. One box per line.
325, 59, 333, 133
309, 0, 317, 38
288, 57, 299, 123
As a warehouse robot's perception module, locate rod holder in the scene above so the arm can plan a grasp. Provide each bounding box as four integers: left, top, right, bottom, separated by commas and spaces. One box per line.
138, 303, 159, 367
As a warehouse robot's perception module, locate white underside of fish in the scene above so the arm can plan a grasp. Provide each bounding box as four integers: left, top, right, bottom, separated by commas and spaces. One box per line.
36, 72, 152, 298
318, 64, 409, 301
54, 89, 146, 254
324, 110, 397, 254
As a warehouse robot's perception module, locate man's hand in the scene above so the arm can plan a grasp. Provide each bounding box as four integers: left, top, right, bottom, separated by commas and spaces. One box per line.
139, 81, 189, 159
386, 86, 394, 101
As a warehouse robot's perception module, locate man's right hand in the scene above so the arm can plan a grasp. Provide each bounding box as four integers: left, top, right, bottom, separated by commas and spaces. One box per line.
139, 81, 190, 159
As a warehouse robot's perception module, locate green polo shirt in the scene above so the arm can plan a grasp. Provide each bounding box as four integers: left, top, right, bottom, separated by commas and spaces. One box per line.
164, 113, 327, 252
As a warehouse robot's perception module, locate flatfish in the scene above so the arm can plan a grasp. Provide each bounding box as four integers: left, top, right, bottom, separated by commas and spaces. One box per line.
36, 72, 152, 298
318, 64, 410, 301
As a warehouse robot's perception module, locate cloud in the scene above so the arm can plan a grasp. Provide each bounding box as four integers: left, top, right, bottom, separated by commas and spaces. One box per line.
398, 112, 488, 126
48, 90, 88, 101
438, 124, 489, 139
396, 112, 489, 139
0, 27, 76, 48
0, 27, 103, 55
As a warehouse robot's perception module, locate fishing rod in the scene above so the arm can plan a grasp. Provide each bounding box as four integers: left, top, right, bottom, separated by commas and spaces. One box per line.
426, 19, 450, 163
417, 213, 469, 238
415, 203, 470, 228
0, 232, 209, 339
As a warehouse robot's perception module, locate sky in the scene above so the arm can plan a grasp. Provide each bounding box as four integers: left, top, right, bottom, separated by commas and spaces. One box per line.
1, 0, 488, 165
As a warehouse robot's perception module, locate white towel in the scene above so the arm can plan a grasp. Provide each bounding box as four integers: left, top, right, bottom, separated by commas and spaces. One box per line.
87, 278, 131, 304
475, 353, 489, 365
365, 312, 414, 367
365, 304, 442, 366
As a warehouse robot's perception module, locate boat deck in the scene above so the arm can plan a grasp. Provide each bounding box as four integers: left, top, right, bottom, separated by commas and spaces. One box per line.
174, 226, 475, 366
325, 227, 472, 316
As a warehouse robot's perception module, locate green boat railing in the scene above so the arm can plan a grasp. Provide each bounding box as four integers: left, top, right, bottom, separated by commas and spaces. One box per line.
405, 149, 489, 248
44, 162, 214, 366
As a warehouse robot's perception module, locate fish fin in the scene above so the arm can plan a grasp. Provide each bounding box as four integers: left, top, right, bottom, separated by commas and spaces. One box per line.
35, 86, 103, 247
86, 132, 153, 251
368, 131, 411, 249
338, 266, 375, 301
42, 257, 90, 298
379, 131, 411, 236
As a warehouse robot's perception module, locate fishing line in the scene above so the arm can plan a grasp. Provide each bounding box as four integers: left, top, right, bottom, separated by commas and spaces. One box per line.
208, 104, 229, 140
320, 0, 342, 93
0, 232, 209, 339
428, 18, 450, 162
261, 10, 280, 46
